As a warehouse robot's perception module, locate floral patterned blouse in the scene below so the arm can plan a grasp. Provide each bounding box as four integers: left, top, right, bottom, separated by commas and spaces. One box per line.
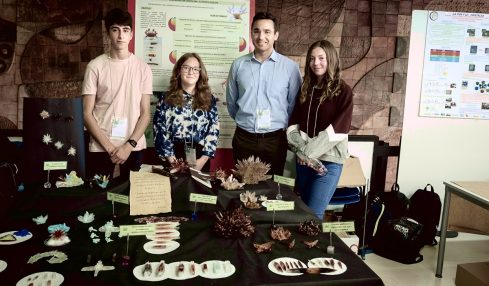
153, 92, 220, 158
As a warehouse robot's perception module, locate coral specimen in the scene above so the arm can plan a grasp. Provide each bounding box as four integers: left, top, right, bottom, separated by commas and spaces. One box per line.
298, 219, 321, 236
220, 174, 245, 190
213, 207, 255, 238
232, 155, 272, 184
253, 241, 274, 253
214, 168, 227, 181
303, 239, 319, 248
239, 190, 261, 209
170, 158, 189, 174
270, 226, 291, 241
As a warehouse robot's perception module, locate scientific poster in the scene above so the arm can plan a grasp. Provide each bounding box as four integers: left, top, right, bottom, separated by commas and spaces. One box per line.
130, 0, 252, 147
420, 11, 489, 119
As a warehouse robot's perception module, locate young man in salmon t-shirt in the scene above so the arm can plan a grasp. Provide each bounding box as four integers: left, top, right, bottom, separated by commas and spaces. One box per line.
82, 8, 153, 179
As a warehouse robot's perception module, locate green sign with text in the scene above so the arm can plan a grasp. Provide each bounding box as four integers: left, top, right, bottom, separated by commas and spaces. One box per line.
322, 221, 355, 232
189, 193, 217, 204
273, 175, 295, 186
107, 192, 129, 204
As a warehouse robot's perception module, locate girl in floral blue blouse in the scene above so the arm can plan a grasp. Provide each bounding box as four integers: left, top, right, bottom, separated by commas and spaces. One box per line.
153, 53, 220, 171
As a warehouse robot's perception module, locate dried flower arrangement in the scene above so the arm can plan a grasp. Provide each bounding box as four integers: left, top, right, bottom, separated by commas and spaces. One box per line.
232, 155, 272, 184
213, 207, 255, 238
298, 219, 321, 236
270, 226, 291, 241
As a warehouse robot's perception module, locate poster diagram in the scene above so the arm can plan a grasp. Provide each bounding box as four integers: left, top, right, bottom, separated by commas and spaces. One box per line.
131, 0, 252, 148
420, 11, 489, 119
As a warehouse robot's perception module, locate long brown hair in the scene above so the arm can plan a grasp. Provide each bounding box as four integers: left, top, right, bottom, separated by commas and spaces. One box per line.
165, 53, 212, 110
300, 40, 342, 104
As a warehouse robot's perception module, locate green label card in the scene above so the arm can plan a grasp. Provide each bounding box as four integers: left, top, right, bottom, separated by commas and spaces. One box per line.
43, 161, 67, 170
322, 221, 355, 232
273, 175, 295, 186
189, 193, 217, 205
107, 192, 129, 205
266, 200, 295, 211
119, 224, 156, 236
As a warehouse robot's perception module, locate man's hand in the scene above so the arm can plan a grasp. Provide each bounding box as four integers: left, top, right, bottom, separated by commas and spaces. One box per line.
110, 143, 132, 164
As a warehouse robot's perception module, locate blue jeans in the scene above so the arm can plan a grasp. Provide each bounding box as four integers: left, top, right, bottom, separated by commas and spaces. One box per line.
296, 160, 343, 220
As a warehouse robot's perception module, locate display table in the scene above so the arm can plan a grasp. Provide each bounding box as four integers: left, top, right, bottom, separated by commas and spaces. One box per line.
0, 175, 382, 285
436, 181, 489, 277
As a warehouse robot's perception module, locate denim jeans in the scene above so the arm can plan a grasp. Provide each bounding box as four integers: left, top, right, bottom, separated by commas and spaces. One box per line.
296, 160, 343, 220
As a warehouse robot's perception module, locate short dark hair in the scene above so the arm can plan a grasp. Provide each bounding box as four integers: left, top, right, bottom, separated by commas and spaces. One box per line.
104, 8, 132, 32
252, 12, 279, 32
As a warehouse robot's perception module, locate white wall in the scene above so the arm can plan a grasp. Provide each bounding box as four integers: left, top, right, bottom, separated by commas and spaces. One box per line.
398, 11, 489, 200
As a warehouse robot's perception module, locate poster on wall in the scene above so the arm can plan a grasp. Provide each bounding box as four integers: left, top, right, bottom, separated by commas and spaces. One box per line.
419, 11, 489, 119
129, 0, 253, 148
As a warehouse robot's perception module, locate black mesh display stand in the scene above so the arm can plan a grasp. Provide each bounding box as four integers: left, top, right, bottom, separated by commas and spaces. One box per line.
22, 97, 85, 185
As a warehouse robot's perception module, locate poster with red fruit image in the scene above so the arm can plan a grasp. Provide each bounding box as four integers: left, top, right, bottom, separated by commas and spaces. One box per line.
130, 0, 253, 148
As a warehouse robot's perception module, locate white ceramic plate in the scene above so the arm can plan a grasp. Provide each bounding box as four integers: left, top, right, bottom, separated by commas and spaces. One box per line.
0, 230, 33, 245
16, 271, 64, 286
165, 261, 199, 280
133, 261, 169, 282
143, 240, 180, 255
0, 260, 6, 272
199, 260, 235, 279
268, 257, 305, 276
307, 257, 347, 275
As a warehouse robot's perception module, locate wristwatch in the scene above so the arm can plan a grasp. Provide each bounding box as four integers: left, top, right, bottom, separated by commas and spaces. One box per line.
127, 139, 137, 148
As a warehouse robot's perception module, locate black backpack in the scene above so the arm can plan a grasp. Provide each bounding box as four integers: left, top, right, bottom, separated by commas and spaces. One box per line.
408, 184, 442, 246
379, 183, 410, 219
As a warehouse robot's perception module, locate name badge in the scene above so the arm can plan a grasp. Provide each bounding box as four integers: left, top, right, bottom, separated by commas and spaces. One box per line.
185, 146, 197, 167
111, 118, 128, 140
257, 109, 271, 129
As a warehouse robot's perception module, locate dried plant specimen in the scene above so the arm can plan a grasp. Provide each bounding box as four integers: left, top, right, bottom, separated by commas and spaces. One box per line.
232, 155, 272, 184
298, 219, 321, 236
303, 239, 319, 249
213, 207, 255, 238
270, 226, 291, 241
253, 241, 274, 253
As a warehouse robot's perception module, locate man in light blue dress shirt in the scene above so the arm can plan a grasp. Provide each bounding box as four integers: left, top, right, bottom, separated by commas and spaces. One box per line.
226, 12, 302, 175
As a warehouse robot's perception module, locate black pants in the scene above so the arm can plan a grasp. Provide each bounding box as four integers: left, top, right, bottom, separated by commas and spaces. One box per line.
232, 127, 287, 175
86, 151, 142, 180
170, 142, 211, 172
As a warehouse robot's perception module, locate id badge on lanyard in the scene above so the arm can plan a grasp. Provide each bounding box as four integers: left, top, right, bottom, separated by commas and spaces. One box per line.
257, 108, 271, 130
185, 145, 197, 167
110, 117, 128, 140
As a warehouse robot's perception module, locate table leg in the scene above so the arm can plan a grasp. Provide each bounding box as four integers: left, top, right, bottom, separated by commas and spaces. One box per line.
435, 187, 451, 278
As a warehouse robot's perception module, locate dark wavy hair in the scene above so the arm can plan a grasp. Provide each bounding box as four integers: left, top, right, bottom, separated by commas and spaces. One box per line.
300, 40, 342, 104
252, 12, 279, 32
104, 8, 132, 32
165, 53, 212, 111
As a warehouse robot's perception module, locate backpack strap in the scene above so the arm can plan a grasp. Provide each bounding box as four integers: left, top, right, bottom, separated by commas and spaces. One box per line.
391, 182, 400, 192
424, 184, 434, 193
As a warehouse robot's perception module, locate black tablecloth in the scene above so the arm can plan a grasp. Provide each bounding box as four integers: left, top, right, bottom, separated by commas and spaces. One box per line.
0, 174, 383, 286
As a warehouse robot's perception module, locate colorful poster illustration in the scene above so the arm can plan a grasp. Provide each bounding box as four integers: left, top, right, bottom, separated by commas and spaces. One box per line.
420, 11, 489, 119
131, 0, 252, 147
